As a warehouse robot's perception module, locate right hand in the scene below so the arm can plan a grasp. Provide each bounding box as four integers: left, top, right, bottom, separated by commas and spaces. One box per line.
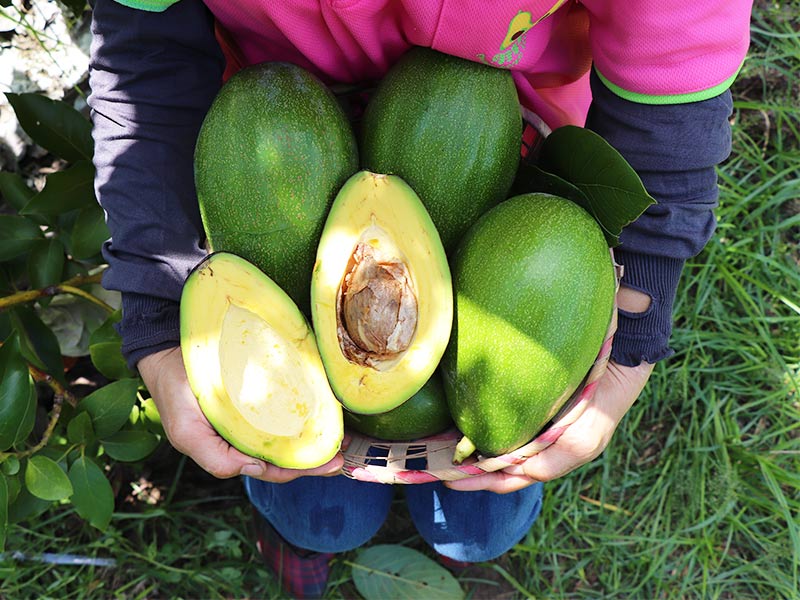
137, 346, 344, 482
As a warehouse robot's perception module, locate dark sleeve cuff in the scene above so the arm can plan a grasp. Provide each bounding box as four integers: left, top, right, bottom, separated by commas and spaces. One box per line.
610, 250, 684, 367
117, 292, 181, 370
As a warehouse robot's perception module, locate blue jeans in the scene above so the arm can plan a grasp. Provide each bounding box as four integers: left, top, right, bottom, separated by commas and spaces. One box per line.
244, 475, 543, 562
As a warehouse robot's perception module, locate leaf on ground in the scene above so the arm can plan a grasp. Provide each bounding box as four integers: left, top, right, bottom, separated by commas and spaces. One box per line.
352, 544, 464, 600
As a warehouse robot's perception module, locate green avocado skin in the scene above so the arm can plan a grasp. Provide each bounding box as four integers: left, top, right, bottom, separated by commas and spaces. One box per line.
194, 63, 358, 314
441, 194, 616, 456
343, 372, 452, 441
360, 47, 521, 252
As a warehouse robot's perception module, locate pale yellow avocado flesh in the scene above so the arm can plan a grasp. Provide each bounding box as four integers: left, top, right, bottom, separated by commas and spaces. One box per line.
180, 252, 343, 469
311, 171, 453, 414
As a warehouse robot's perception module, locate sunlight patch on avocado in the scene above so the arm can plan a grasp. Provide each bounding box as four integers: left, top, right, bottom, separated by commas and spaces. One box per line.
219, 303, 312, 437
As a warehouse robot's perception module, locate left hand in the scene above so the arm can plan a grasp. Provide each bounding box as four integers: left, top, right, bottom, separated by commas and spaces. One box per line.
445, 359, 654, 494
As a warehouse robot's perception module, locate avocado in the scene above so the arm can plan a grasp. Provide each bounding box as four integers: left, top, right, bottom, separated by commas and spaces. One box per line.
441, 193, 616, 458
360, 46, 521, 252
311, 171, 452, 414
194, 62, 358, 314
343, 372, 452, 441
180, 252, 343, 469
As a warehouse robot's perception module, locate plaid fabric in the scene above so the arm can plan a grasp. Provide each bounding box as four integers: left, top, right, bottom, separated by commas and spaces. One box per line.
437, 553, 471, 572
252, 509, 333, 599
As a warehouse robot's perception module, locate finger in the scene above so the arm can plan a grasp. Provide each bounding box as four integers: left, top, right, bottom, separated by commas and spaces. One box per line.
258, 453, 345, 484
445, 471, 538, 494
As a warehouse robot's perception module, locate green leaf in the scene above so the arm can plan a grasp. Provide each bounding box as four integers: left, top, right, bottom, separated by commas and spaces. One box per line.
20, 160, 96, 217
0, 172, 35, 212
140, 397, 164, 435
510, 163, 592, 210
67, 411, 95, 445
78, 379, 140, 438
537, 125, 657, 246
59, 0, 88, 17
0, 474, 8, 552
1, 456, 20, 477
68, 456, 114, 531
27, 238, 66, 290
0, 215, 44, 261
7, 482, 51, 523
101, 430, 160, 462
9, 306, 67, 386
0, 333, 37, 451
4, 93, 93, 162
24, 455, 73, 501
352, 545, 464, 600
89, 311, 135, 380
69, 204, 110, 260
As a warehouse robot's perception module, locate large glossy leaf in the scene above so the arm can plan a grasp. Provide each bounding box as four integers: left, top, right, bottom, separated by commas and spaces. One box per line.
78, 378, 140, 438
0, 172, 35, 212
20, 160, 96, 217
69, 204, 110, 260
0, 333, 37, 451
101, 430, 160, 462
68, 456, 114, 531
352, 545, 464, 600
511, 163, 591, 209
9, 306, 67, 386
5, 93, 93, 162
25, 455, 73, 501
537, 125, 656, 246
0, 215, 44, 261
27, 238, 66, 290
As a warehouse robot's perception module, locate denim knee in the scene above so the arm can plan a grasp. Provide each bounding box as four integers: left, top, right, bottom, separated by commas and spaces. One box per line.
404, 481, 544, 562
244, 475, 395, 554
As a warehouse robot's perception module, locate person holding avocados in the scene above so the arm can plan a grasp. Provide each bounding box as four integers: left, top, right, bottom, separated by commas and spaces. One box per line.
88, 0, 752, 596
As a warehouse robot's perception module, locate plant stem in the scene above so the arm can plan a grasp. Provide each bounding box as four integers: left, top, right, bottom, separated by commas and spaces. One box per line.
0, 271, 110, 313
0, 368, 72, 462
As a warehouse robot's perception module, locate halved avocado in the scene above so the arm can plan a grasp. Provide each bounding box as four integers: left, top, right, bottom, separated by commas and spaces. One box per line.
180, 252, 343, 469
311, 171, 453, 414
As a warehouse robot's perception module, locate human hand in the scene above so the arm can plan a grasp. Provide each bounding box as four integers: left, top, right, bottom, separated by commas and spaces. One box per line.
138, 346, 344, 482
445, 359, 654, 494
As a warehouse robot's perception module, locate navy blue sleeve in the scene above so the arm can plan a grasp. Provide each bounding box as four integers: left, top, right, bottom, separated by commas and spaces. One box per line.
585, 69, 734, 366
88, 0, 224, 369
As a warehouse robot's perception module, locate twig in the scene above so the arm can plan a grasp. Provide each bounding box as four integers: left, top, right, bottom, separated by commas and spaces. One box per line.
0, 270, 110, 313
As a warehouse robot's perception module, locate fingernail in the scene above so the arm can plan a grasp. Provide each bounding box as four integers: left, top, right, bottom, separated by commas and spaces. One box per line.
241, 463, 264, 478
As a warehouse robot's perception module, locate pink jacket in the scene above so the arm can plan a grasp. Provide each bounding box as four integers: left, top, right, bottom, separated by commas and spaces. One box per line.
114, 0, 752, 129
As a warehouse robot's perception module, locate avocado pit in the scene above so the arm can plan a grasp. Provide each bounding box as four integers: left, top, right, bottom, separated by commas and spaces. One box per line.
337, 226, 418, 368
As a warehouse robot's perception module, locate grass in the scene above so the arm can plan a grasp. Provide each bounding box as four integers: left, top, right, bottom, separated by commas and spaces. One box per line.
3, 3, 799, 599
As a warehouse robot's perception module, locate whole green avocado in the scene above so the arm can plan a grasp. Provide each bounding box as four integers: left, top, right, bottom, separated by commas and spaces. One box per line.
441, 193, 616, 457
194, 62, 358, 314
360, 47, 521, 252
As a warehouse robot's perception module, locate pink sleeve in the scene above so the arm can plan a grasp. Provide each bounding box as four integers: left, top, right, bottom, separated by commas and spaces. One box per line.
582, 0, 752, 102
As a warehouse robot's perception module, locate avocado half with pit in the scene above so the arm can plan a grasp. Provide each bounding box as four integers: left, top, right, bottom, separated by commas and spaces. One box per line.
180, 252, 343, 469
311, 171, 453, 414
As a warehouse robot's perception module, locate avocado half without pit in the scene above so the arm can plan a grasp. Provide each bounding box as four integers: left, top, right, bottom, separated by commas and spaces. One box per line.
311, 171, 453, 414
180, 252, 344, 469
